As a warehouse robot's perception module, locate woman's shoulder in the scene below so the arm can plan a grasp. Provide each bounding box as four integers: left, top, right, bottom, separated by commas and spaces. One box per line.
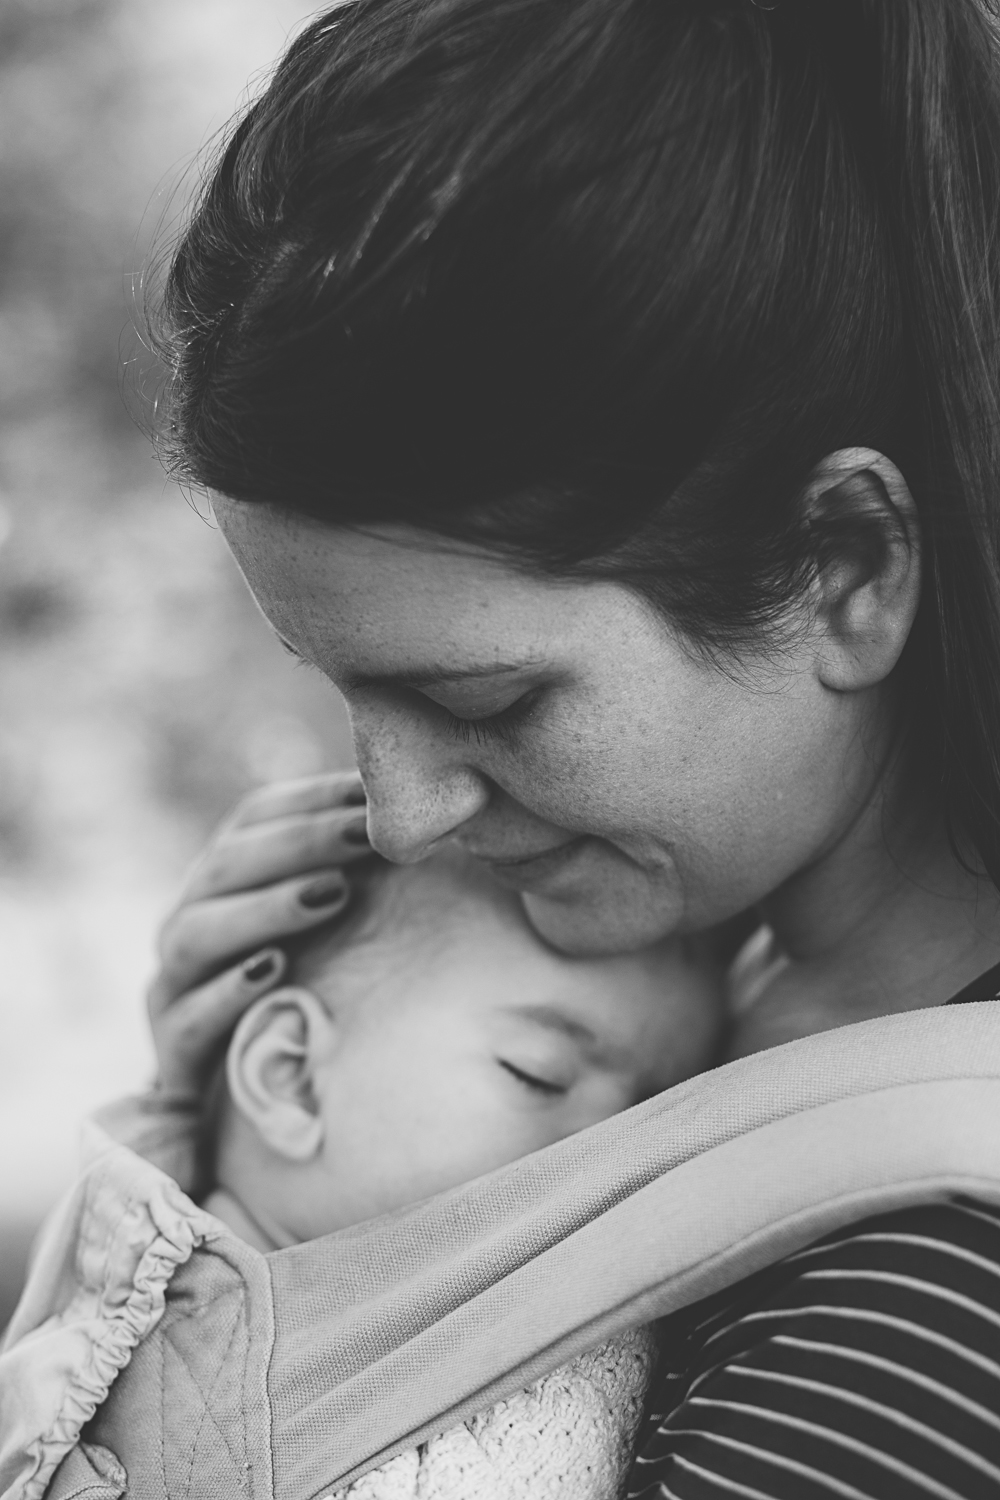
630, 1198, 1000, 1498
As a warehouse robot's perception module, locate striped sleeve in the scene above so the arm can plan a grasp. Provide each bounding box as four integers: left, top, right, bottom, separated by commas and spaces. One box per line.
626, 1199, 1000, 1500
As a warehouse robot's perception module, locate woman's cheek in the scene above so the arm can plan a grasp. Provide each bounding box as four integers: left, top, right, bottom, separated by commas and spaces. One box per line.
491, 695, 645, 834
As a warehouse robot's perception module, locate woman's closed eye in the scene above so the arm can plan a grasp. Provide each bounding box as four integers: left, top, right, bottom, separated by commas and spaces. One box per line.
443, 702, 527, 748
409, 681, 540, 748
498, 1058, 568, 1096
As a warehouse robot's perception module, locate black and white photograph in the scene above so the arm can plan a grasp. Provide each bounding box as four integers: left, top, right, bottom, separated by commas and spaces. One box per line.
3, 3, 1000, 1498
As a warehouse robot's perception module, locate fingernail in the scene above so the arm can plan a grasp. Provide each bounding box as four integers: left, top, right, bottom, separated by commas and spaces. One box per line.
244, 951, 278, 983
299, 873, 348, 909
343, 822, 370, 846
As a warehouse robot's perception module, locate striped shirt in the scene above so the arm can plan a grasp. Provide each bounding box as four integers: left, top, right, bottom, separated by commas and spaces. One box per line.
627, 959, 1000, 1500
626, 1198, 1000, 1499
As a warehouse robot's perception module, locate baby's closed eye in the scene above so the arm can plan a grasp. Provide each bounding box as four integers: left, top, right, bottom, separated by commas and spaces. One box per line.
497, 1057, 570, 1097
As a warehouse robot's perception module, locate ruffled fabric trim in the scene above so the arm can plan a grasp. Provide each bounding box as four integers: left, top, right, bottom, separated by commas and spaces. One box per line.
0, 1129, 217, 1500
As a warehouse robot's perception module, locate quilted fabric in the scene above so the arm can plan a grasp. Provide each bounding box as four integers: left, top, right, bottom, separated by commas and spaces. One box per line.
91, 1248, 260, 1497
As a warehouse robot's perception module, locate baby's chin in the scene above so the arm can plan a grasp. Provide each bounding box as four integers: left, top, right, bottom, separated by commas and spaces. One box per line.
520, 854, 683, 956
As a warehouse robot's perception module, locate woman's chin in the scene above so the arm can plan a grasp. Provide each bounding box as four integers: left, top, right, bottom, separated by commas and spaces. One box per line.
521, 876, 682, 956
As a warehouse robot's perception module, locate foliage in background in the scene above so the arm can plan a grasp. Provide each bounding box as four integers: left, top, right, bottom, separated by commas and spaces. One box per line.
0, 0, 351, 1316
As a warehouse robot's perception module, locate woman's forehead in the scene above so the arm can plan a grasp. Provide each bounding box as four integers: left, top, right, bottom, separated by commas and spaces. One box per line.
213, 499, 634, 678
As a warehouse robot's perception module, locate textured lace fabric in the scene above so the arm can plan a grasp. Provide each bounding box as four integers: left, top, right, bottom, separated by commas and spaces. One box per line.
627, 1198, 1000, 1500
334, 1328, 657, 1500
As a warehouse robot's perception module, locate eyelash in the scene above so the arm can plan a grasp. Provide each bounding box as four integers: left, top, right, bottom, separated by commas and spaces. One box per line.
277, 640, 320, 676
442, 694, 534, 748
275, 638, 538, 753
498, 1059, 566, 1096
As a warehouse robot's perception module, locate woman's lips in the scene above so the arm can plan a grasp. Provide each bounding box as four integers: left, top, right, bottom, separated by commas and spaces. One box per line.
470, 837, 588, 892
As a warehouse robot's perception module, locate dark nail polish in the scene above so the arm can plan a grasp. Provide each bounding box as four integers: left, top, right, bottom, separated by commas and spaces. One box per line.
244, 952, 277, 983
343, 823, 370, 846
299, 874, 348, 909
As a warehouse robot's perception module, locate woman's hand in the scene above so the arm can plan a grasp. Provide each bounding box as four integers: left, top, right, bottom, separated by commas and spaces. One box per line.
148, 771, 371, 1093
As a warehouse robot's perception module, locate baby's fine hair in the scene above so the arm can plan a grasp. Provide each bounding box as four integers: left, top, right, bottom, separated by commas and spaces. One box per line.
285, 854, 470, 1001
284, 857, 399, 992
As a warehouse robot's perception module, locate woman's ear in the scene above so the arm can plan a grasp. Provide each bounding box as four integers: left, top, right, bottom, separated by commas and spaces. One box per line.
225, 987, 335, 1162
804, 448, 921, 692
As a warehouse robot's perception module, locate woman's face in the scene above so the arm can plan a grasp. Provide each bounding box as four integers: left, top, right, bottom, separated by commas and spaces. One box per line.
216, 503, 882, 955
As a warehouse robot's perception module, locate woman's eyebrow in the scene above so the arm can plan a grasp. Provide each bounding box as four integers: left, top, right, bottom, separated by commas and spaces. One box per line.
273, 634, 543, 685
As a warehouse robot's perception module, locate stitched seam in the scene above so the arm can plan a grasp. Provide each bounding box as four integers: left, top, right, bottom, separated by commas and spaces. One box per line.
166, 1301, 247, 1490
163, 1337, 248, 1489
173, 1376, 248, 1489
204, 1290, 249, 1479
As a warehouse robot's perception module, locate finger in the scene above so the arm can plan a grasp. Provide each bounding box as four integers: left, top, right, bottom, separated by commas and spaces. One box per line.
225, 771, 365, 832
158, 869, 352, 996
149, 947, 287, 1090
148, 944, 286, 1026
183, 805, 372, 902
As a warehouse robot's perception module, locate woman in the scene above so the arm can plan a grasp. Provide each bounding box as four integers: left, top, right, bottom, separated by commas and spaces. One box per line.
147, 0, 1000, 1493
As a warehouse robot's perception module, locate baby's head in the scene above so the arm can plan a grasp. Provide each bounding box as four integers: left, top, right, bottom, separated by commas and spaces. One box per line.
214, 851, 724, 1245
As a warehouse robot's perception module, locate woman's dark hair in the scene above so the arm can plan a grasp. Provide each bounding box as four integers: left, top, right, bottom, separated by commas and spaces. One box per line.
157, 0, 1000, 884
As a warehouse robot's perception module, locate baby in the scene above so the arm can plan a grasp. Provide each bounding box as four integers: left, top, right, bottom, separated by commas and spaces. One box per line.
196, 847, 724, 1500
204, 847, 724, 1252
2, 847, 725, 1500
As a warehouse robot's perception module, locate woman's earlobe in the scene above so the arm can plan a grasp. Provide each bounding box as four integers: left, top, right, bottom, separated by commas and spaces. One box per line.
225, 987, 333, 1162
805, 449, 922, 693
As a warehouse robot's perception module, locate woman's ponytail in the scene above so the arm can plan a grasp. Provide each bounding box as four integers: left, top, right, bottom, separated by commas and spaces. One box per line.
866, 0, 1000, 880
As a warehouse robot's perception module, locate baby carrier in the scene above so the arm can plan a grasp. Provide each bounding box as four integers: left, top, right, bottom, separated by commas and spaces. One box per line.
4, 1003, 1000, 1500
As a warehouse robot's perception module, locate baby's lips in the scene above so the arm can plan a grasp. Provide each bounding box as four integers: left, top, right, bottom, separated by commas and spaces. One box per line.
298, 872, 349, 909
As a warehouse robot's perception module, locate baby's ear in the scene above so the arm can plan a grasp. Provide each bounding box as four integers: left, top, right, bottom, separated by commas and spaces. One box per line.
225, 987, 334, 1162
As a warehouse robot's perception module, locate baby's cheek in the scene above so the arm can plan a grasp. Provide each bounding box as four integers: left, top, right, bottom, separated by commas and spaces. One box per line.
327, 1069, 543, 1205
437, 1081, 568, 1169
564, 1072, 640, 1129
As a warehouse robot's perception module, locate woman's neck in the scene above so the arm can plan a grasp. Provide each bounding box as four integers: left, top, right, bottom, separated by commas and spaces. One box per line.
729, 771, 1000, 1058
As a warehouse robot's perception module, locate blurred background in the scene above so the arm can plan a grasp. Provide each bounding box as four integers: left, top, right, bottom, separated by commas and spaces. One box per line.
0, 0, 353, 1323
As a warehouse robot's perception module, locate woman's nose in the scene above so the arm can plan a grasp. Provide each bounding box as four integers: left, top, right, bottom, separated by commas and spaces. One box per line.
350, 701, 491, 863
